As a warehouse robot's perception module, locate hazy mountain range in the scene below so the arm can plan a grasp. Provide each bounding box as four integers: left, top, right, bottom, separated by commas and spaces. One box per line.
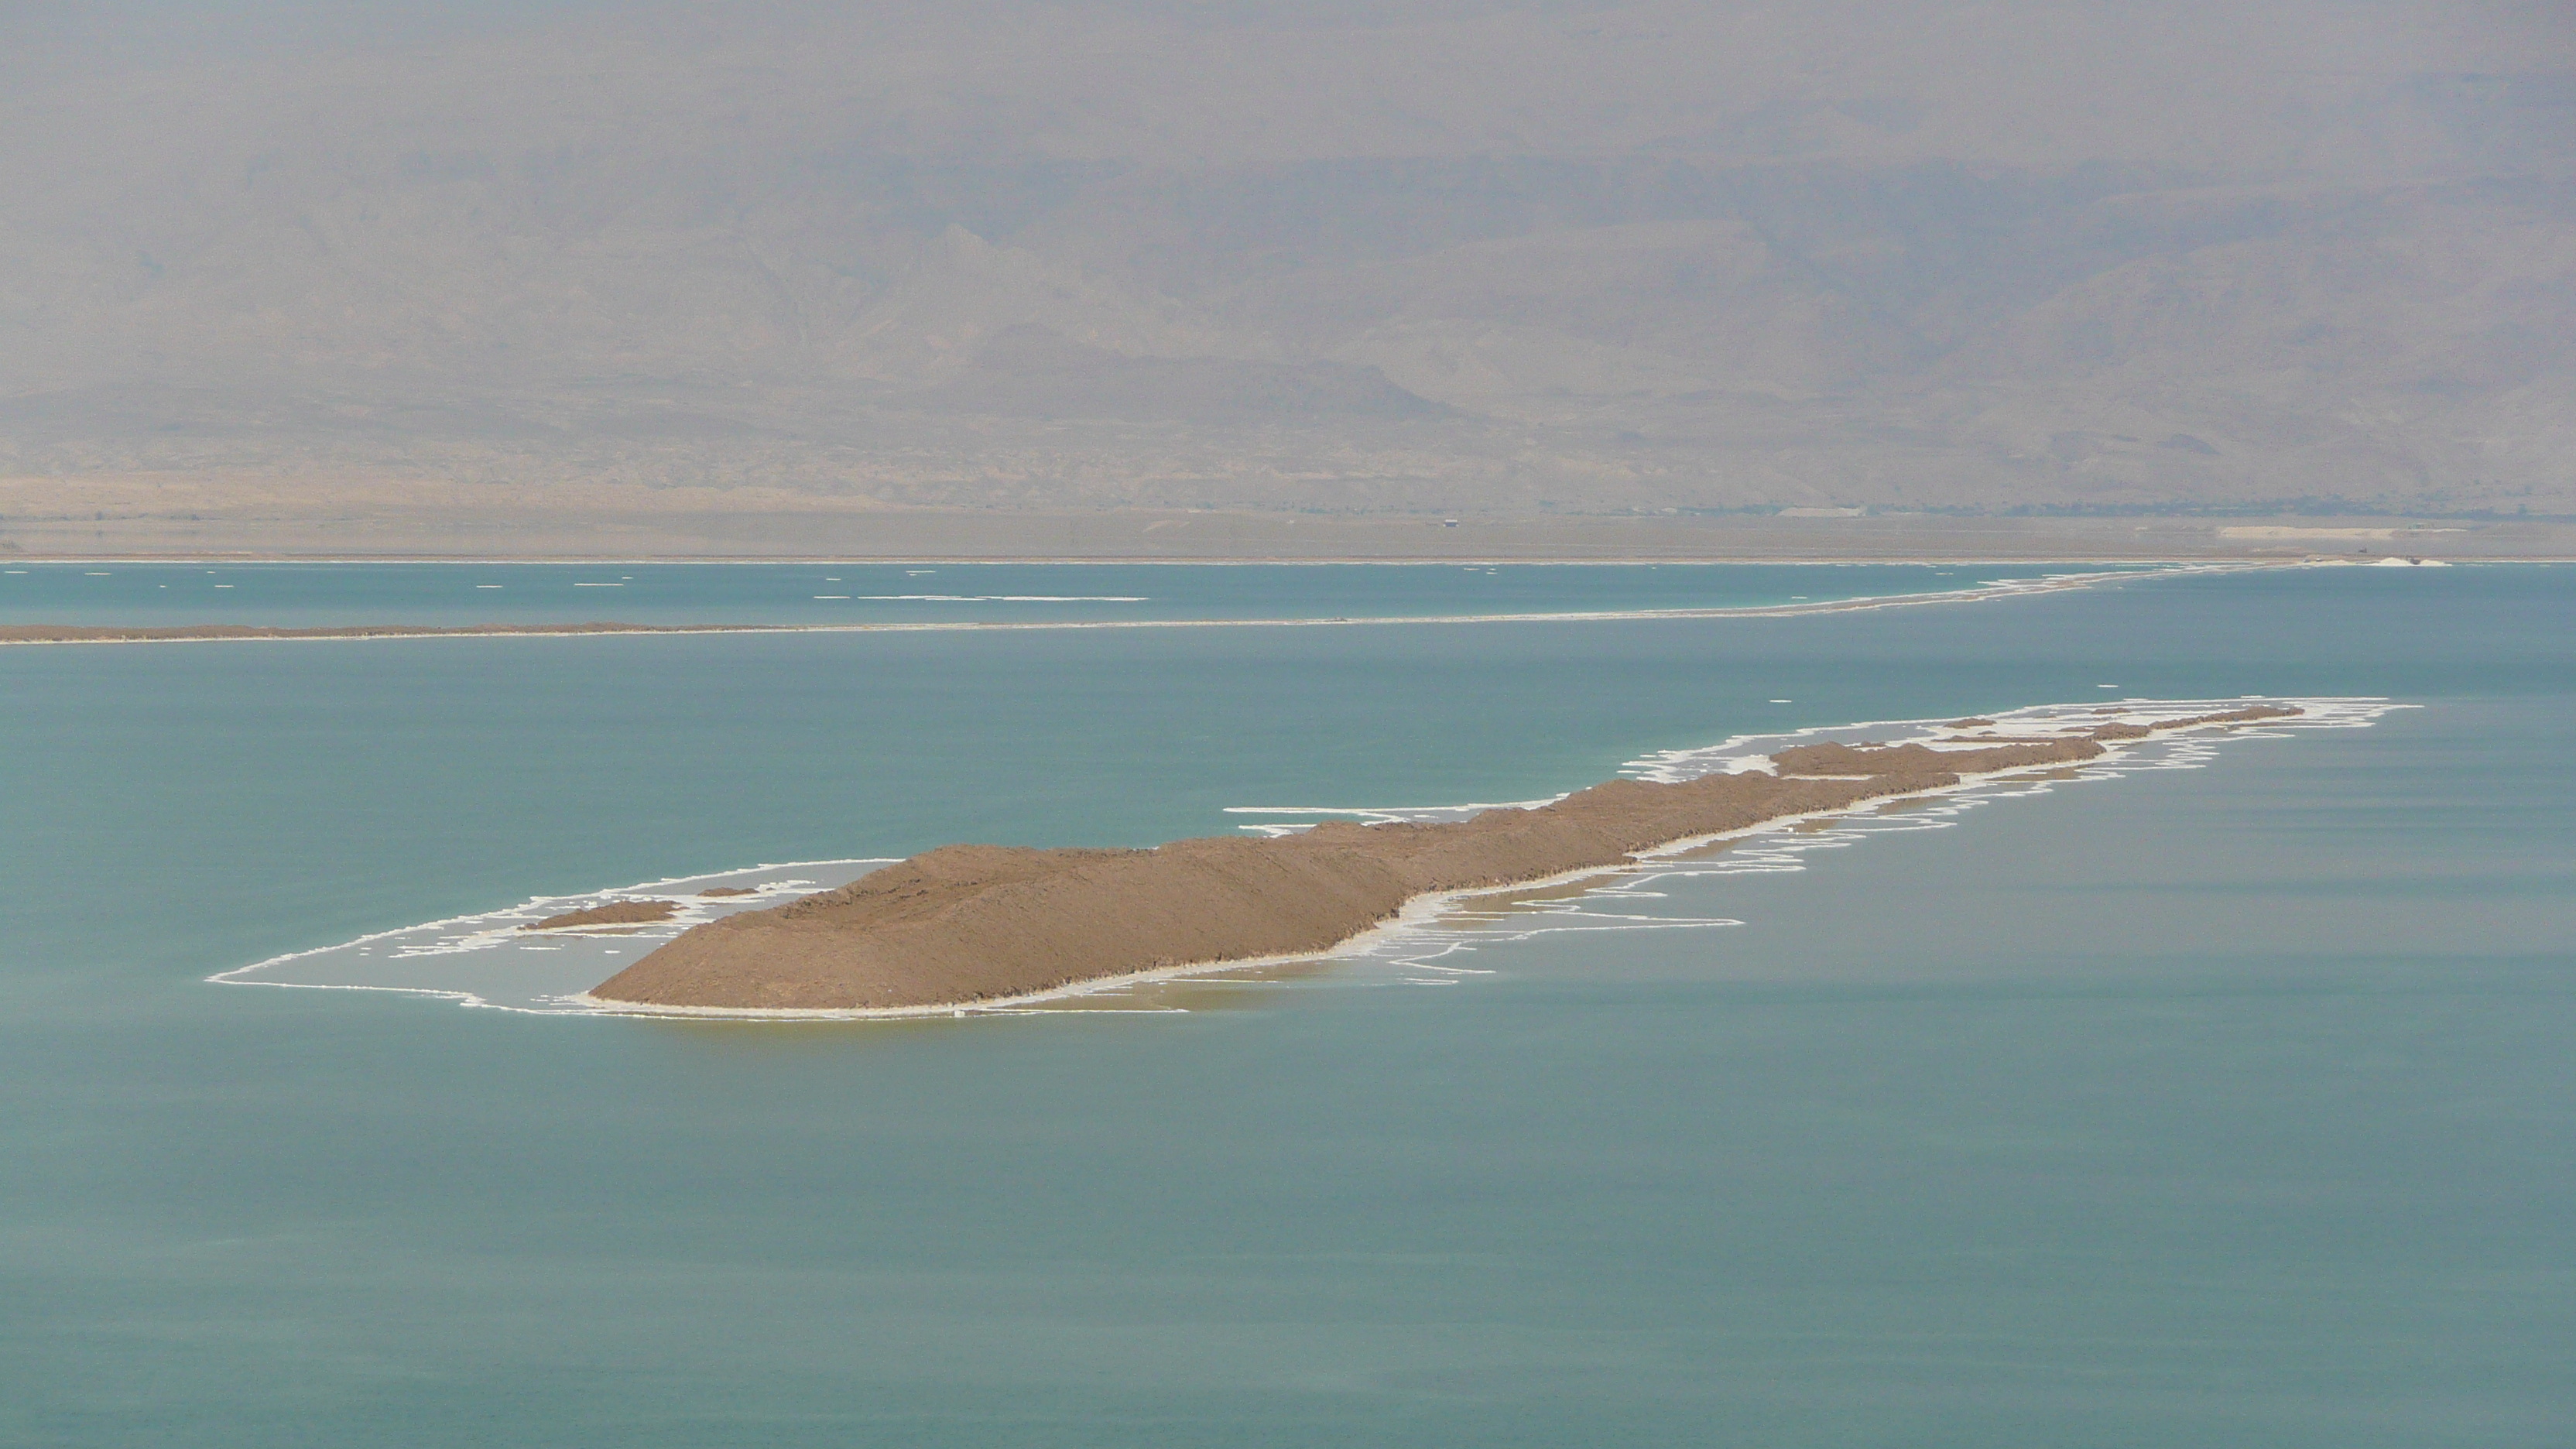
3, 0, 2571, 516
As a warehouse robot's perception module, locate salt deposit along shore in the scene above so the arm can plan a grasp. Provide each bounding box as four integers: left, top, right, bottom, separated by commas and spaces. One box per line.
585, 706, 2300, 1013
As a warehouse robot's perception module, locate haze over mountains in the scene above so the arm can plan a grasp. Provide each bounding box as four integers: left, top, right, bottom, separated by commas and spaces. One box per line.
4, 0, 2572, 519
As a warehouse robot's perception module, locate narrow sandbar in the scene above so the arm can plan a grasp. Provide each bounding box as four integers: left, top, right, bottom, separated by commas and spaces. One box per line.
525, 899, 679, 930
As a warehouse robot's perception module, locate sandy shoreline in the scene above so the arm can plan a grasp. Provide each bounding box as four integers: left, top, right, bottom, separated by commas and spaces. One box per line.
588, 707, 2300, 1014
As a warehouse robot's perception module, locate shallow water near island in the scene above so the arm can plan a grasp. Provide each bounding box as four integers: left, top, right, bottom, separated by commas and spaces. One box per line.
3, 563, 2572, 1446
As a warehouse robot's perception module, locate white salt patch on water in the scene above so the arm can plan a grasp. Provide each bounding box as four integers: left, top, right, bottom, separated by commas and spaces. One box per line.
212, 862, 890, 1013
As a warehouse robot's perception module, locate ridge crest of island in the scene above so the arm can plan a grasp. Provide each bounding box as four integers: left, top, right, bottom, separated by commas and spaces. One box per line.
587, 706, 2297, 1013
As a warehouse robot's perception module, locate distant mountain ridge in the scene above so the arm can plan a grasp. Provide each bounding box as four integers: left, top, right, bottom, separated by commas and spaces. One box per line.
1, 2, 2569, 516
913, 326, 1449, 423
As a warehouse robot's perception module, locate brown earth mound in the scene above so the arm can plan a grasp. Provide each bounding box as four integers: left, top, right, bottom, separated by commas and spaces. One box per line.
699, 886, 760, 897
1769, 738, 2088, 777
591, 707, 2302, 1013
526, 899, 678, 930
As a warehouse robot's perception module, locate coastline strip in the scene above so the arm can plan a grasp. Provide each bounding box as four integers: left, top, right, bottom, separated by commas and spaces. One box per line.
0, 562, 2275, 647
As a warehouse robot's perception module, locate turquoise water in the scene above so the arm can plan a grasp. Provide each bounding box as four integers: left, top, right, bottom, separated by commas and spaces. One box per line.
0, 560, 2130, 628
2, 564, 2570, 1445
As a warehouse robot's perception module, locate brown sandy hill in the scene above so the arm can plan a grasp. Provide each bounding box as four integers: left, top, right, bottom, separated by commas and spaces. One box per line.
590, 711, 2300, 1013
526, 899, 678, 930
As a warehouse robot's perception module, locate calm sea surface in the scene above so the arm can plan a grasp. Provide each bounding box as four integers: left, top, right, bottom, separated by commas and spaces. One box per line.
0, 559, 2125, 628
2, 564, 2569, 1447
